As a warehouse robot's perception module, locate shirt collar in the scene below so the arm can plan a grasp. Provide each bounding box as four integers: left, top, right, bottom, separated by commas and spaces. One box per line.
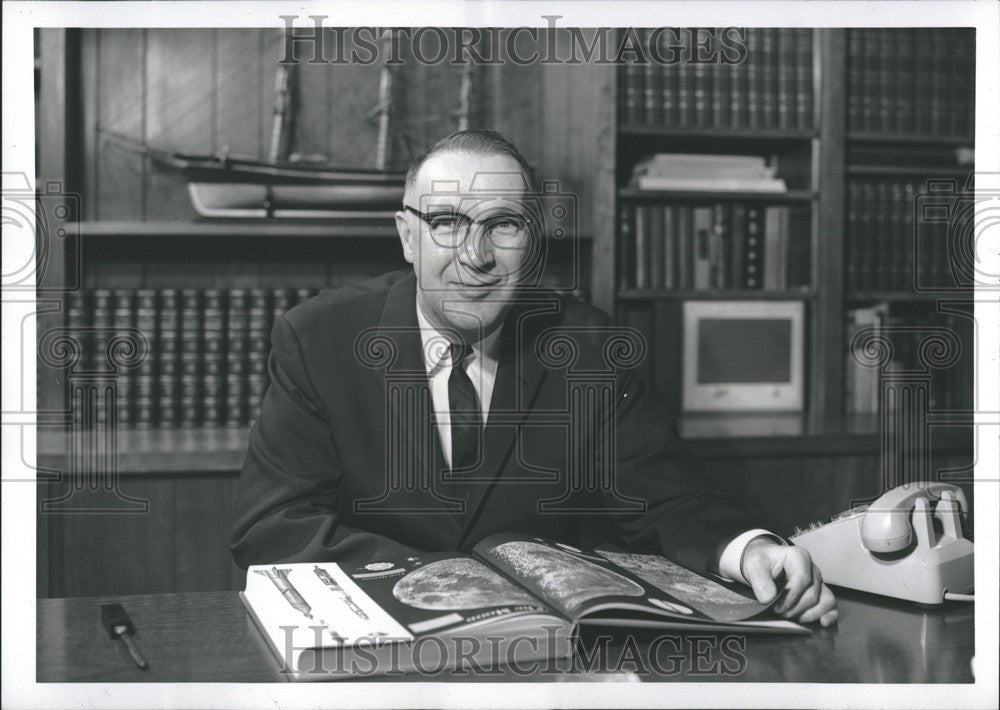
415, 299, 503, 374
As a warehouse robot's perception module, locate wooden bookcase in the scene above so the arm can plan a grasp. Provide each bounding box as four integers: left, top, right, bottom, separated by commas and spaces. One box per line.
35, 27, 975, 597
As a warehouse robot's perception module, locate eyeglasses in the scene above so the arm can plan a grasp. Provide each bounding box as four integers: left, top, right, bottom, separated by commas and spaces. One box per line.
403, 204, 535, 248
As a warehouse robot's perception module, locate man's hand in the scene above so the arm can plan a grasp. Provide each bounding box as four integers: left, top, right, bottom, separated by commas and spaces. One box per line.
742, 538, 838, 627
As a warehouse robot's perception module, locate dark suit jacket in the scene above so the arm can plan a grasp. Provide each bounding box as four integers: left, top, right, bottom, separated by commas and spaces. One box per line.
231, 270, 763, 576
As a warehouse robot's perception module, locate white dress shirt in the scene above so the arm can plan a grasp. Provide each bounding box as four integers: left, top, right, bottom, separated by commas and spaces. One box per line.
414, 301, 781, 584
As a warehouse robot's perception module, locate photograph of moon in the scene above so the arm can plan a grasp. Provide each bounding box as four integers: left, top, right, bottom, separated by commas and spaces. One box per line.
596, 550, 768, 622
392, 558, 539, 610
487, 541, 644, 615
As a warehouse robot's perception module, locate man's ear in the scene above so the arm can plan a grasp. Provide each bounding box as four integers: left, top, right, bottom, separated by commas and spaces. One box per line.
395, 210, 415, 264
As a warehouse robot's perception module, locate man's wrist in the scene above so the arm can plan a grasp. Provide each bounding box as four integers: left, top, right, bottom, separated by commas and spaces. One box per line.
718, 529, 787, 584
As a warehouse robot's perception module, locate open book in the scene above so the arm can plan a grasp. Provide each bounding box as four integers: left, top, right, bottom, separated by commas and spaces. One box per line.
241, 532, 807, 680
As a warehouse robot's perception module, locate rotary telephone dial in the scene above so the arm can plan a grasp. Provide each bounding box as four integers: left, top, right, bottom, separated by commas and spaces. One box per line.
790, 482, 974, 605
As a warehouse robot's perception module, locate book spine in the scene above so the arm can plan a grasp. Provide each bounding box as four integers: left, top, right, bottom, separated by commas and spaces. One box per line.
787, 205, 812, 289
710, 203, 730, 289
761, 28, 778, 129
858, 181, 874, 291
202, 289, 226, 427
621, 62, 643, 126
157, 289, 179, 428
763, 206, 783, 290
661, 37, 678, 127
711, 41, 730, 129
662, 205, 676, 290
648, 204, 664, 290
692, 51, 709, 126
777, 28, 795, 131
226, 288, 249, 428
795, 29, 814, 131
728, 39, 745, 130
246, 288, 272, 425
178, 289, 201, 427
643, 29, 662, 126
618, 204, 635, 289
676, 46, 692, 127
888, 181, 904, 291
111, 289, 135, 429
874, 181, 890, 291
929, 31, 947, 133
634, 204, 648, 290
901, 181, 916, 291
744, 205, 763, 290
895, 31, 915, 134
847, 30, 862, 133
693, 206, 712, 290
133, 289, 157, 429
730, 203, 747, 290
846, 181, 860, 292
861, 30, 877, 132
676, 206, 692, 290
746, 29, 761, 129
66, 290, 90, 429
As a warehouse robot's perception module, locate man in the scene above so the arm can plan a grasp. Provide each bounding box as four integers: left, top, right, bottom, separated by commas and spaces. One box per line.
231, 129, 837, 627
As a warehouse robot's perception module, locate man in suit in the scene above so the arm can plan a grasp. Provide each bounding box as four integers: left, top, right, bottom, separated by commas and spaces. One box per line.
231, 130, 837, 627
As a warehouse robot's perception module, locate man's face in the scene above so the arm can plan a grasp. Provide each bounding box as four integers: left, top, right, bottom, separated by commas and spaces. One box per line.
396, 150, 535, 343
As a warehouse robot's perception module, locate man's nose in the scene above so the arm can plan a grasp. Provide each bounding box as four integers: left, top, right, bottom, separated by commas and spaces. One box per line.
459, 229, 496, 271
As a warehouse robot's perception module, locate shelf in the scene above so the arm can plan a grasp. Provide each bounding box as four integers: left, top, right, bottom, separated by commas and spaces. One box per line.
680, 413, 972, 458
846, 165, 972, 178
37, 426, 250, 475
79, 220, 397, 239
847, 290, 974, 303
848, 132, 974, 147
618, 125, 815, 142
618, 289, 815, 301
76, 221, 591, 242
618, 188, 814, 203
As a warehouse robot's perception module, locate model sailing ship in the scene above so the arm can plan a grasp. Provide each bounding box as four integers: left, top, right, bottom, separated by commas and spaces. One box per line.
99, 36, 480, 220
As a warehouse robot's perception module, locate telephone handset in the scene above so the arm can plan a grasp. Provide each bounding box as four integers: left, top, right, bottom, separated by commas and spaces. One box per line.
790, 482, 973, 605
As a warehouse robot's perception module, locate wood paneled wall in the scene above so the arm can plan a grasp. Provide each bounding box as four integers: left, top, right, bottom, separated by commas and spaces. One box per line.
75, 28, 605, 236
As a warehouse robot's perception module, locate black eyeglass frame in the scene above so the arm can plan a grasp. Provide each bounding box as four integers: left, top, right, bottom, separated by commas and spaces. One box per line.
401, 204, 538, 247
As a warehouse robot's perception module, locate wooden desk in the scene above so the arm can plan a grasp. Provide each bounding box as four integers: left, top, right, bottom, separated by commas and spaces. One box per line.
37, 589, 974, 683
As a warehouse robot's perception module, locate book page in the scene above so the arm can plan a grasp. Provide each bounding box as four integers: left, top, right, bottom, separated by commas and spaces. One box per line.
244, 563, 413, 656
474, 534, 649, 620
595, 549, 771, 622
342, 551, 561, 637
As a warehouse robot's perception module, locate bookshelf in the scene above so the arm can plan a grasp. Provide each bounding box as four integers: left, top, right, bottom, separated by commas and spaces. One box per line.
600, 27, 976, 433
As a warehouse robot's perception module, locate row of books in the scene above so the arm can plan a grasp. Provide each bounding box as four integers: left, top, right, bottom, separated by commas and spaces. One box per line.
619, 28, 814, 132
845, 305, 973, 414
62, 287, 318, 428
845, 177, 962, 293
847, 29, 975, 138
618, 202, 811, 292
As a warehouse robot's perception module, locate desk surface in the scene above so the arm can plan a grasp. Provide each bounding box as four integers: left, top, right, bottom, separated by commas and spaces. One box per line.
37, 589, 974, 683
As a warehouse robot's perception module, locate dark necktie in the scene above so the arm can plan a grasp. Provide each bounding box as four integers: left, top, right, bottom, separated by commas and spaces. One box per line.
448, 343, 481, 471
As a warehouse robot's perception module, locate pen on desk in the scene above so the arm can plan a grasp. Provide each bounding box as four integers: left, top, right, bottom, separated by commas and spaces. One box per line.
314, 565, 369, 620
256, 567, 313, 619
100, 603, 149, 670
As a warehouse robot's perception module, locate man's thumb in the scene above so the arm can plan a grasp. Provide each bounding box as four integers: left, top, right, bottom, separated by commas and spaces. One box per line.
743, 558, 778, 603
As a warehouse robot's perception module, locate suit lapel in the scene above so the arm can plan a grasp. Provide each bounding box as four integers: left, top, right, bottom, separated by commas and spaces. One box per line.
374, 274, 461, 515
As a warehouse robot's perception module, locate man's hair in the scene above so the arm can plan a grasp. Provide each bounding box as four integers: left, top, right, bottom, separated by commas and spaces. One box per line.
403, 129, 538, 199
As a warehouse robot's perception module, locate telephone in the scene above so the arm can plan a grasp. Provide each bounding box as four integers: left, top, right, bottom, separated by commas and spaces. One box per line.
790, 482, 974, 605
